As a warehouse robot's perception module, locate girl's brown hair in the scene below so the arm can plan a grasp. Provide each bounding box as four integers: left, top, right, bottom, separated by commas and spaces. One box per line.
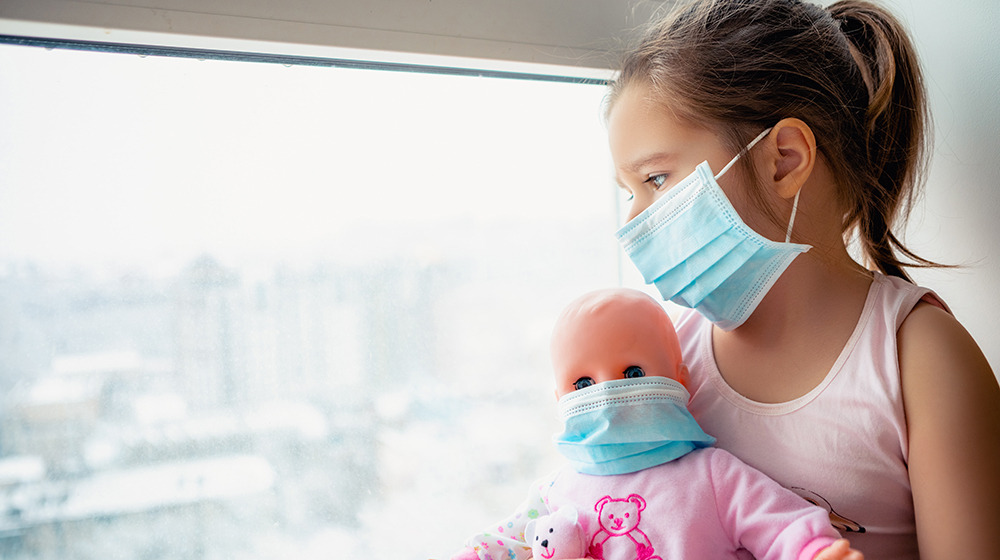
608, 0, 936, 280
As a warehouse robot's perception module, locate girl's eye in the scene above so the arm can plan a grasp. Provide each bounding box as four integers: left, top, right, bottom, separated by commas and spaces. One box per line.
623, 366, 645, 379
646, 174, 668, 189
573, 377, 596, 390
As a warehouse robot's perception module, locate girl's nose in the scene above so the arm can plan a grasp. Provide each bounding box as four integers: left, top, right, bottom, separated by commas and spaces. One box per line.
627, 193, 654, 222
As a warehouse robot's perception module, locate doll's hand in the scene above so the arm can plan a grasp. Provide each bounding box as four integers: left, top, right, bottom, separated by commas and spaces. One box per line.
813, 539, 863, 560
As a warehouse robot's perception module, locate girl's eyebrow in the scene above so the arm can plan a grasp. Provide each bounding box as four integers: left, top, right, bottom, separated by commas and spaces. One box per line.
621, 152, 675, 174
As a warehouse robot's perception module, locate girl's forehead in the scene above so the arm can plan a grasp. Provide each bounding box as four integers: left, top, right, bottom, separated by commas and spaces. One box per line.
608, 91, 722, 162
607, 84, 697, 131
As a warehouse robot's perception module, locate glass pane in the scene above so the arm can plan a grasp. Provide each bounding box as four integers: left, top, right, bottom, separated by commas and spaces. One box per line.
0, 45, 621, 559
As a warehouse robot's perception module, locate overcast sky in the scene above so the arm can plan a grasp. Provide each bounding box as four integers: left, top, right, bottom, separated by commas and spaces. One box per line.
0, 45, 616, 279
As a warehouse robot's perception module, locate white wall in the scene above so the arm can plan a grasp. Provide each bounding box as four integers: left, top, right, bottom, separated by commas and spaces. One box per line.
883, 0, 1000, 373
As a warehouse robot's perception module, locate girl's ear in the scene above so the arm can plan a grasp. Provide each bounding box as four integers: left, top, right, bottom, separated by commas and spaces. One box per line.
767, 118, 816, 200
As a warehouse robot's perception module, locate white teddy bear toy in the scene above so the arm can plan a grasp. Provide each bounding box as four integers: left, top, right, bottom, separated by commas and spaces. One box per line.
524, 506, 587, 560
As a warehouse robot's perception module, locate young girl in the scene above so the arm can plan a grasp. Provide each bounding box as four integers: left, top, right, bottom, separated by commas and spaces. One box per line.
602, 1, 1000, 559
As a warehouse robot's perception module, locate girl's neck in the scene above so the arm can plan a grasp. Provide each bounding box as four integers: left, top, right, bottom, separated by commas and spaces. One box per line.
740, 247, 871, 336
711, 246, 873, 403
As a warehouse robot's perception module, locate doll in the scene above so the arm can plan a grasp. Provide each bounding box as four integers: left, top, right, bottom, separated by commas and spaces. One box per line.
450, 288, 862, 560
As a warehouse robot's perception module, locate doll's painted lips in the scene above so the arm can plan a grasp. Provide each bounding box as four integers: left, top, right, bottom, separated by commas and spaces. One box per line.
541, 548, 555, 559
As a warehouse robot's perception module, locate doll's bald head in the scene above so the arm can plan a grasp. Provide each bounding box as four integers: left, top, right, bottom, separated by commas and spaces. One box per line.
551, 288, 688, 398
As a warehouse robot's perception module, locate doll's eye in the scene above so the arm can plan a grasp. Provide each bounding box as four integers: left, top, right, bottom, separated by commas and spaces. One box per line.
623, 366, 645, 379
573, 377, 595, 390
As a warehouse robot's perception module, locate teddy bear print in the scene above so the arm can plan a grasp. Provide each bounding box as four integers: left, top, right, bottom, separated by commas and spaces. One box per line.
589, 494, 662, 560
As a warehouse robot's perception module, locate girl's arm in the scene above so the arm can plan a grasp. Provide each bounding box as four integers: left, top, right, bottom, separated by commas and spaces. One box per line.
898, 302, 1000, 560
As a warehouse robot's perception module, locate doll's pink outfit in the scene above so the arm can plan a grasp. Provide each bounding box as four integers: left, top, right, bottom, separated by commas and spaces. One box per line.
455, 446, 839, 560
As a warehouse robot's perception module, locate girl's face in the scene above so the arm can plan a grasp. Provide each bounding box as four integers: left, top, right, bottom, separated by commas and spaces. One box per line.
607, 84, 758, 225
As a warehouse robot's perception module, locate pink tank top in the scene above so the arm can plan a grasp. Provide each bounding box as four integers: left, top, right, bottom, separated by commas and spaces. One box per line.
675, 272, 948, 560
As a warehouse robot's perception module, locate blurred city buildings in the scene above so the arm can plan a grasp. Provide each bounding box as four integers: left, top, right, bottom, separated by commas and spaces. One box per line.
0, 255, 447, 559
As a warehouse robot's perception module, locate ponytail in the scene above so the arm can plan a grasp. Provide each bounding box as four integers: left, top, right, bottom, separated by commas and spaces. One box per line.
828, 0, 937, 280
609, 0, 942, 281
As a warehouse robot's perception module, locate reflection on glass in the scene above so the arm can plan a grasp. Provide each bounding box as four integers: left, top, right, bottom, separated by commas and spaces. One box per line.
0, 44, 619, 559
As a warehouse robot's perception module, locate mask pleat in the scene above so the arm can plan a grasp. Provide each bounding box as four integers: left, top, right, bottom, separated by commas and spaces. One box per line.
666, 238, 757, 309
553, 378, 715, 475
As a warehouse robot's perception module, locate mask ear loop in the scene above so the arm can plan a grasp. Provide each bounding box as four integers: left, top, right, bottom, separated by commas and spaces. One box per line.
714, 128, 773, 180
712, 127, 800, 244
785, 189, 801, 243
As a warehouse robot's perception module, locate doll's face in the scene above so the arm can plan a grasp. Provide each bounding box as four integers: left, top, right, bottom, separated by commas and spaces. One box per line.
551, 289, 688, 399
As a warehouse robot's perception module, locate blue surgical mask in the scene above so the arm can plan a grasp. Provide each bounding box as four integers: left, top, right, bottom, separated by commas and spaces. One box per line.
615, 129, 811, 331
553, 377, 715, 476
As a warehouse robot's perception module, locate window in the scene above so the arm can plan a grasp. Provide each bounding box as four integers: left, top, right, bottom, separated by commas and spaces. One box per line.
0, 43, 632, 559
